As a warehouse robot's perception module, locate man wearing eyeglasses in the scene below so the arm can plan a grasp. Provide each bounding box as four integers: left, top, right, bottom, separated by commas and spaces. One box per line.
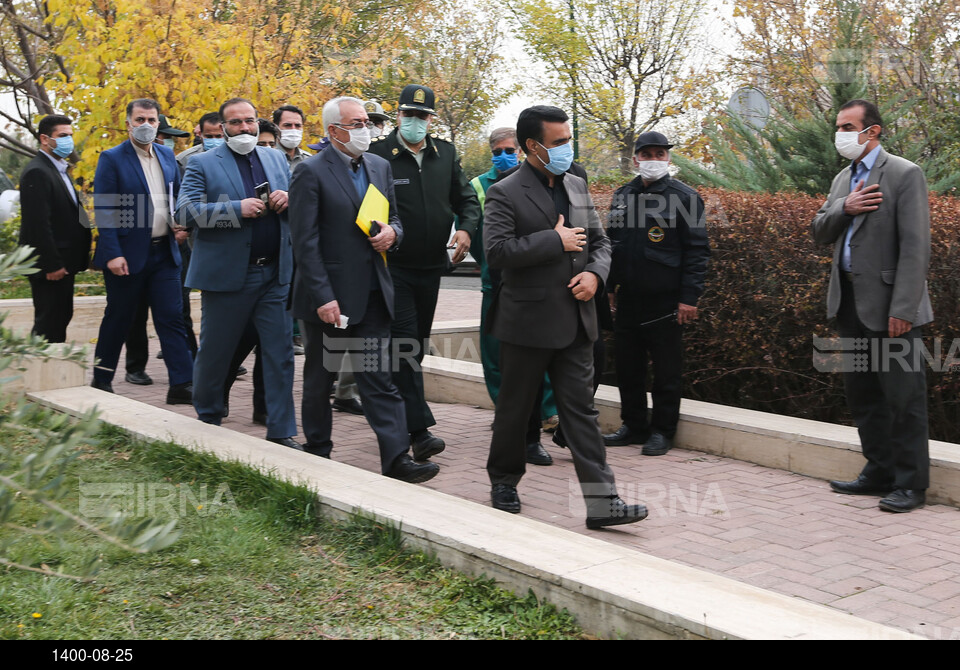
367, 84, 481, 462
176, 97, 300, 451
287, 96, 439, 483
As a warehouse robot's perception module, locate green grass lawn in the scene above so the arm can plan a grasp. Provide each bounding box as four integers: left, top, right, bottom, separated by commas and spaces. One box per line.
0, 424, 586, 640
0, 270, 106, 300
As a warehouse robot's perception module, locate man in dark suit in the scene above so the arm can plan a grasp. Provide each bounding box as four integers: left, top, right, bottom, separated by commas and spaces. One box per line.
176, 97, 299, 450
483, 105, 647, 529
812, 99, 932, 513
91, 99, 193, 402
18, 114, 91, 342
288, 96, 438, 483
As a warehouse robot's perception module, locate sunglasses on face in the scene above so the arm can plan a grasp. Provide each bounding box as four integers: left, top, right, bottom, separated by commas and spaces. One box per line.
492, 147, 517, 156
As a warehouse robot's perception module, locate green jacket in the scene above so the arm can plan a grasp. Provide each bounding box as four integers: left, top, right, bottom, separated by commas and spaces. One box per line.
368, 129, 480, 270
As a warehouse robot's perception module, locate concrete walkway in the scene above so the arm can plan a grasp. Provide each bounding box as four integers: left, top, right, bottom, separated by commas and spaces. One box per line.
86, 288, 960, 639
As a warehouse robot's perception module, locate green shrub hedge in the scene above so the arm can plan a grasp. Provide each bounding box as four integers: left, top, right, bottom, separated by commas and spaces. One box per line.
591, 186, 960, 444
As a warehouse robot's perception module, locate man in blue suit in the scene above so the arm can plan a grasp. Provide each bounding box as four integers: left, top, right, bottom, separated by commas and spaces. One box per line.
176, 98, 299, 450
288, 96, 438, 483
92, 98, 193, 402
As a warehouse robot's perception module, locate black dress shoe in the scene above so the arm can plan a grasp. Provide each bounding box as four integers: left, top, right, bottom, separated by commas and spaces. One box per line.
166, 382, 193, 405
268, 437, 304, 451
829, 475, 895, 496
411, 430, 445, 461
252, 410, 268, 426
552, 427, 568, 449
525, 442, 553, 466
879, 489, 926, 513
603, 424, 649, 447
332, 397, 364, 415
642, 432, 674, 456
491, 484, 521, 514
385, 454, 439, 484
236, 365, 248, 376
125, 370, 153, 386
91, 379, 114, 394
156, 350, 164, 359
586, 496, 648, 529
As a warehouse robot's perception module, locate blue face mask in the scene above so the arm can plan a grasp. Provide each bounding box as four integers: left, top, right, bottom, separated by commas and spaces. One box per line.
537, 141, 573, 175
399, 117, 429, 145
203, 137, 225, 151
49, 135, 74, 158
162, 138, 176, 149
492, 151, 518, 172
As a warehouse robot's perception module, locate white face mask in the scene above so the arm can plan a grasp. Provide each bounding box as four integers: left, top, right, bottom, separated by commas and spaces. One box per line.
279, 129, 303, 150
835, 125, 875, 160
334, 126, 371, 156
225, 128, 258, 155
635, 159, 670, 181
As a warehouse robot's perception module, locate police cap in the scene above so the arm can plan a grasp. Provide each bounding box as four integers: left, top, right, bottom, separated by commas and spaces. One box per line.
397, 84, 436, 115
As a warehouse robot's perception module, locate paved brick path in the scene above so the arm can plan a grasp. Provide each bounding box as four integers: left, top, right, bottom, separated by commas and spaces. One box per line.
97, 288, 960, 639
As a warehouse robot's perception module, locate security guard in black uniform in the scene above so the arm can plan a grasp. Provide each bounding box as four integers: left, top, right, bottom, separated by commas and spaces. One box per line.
602, 131, 709, 455
367, 84, 481, 461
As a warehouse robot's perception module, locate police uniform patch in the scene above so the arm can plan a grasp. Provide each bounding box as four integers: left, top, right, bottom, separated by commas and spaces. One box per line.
414, 88, 426, 104
648, 226, 665, 243
364, 102, 376, 113
392, 147, 399, 155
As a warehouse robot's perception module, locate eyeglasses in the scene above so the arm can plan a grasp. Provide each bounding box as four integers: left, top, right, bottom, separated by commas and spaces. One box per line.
492, 147, 517, 157
224, 118, 257, 127
335, 121, 376, 131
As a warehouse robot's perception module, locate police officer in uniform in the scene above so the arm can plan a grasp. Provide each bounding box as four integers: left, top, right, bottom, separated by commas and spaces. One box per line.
602, 131, 709, 455
367, 84, 481, 460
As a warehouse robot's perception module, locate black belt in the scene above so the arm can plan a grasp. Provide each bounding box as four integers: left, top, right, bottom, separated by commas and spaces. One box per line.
151, 236, 168, 246
250, 257, 275, 266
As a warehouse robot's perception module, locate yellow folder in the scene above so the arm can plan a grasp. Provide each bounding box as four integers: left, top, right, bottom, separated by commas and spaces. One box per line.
356, 184, 389, 266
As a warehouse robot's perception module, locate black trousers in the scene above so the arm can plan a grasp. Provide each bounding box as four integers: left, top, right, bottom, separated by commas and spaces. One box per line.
614, 303, 683, 439
389, 265, 443, 434
837, 276, 929, 490
29, 272, 76, 343
300, 291, 408, 472
489, 325, 616, 499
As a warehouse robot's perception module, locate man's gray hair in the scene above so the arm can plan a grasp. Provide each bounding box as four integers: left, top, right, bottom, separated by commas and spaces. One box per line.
488, 127, 518, 150
322, 96, 365, 131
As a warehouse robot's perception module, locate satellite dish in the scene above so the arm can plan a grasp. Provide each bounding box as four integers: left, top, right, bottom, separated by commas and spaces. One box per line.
727, 87, 770, 130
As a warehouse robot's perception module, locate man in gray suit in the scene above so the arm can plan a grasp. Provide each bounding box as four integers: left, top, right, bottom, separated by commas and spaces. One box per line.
287, 96, 438, 484
812, 99, 932, 513
483, 105, 646, 528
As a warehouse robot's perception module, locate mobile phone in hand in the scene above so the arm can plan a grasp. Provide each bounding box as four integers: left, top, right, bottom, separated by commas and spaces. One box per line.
255, 181, 271, 207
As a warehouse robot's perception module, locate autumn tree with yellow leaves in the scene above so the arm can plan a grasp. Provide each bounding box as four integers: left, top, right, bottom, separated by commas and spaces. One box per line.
507, 0, 712, 174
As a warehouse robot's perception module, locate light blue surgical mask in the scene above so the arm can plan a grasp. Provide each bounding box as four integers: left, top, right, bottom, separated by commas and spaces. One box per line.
399, 117, 429, 145
49, 135, 74, 159
162, 138, 176, 149
537, 141, 574, 175
203, 137, 225, 151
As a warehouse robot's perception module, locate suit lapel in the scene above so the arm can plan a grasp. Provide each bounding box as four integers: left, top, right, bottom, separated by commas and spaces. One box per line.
518, 162, 556, 228
40, 154, 80, 211
850, 147, 886, 238
122, 140, 152, 198
215, 143, 246, 198
323, 148, 362, 209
